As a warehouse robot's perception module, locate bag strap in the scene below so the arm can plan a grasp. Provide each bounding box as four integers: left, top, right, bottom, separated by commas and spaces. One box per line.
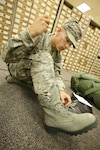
73, 72, 100, 83
84, 86, 100, 96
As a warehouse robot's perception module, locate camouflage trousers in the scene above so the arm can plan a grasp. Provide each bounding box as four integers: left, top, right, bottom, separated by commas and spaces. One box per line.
8, 51, 61, 108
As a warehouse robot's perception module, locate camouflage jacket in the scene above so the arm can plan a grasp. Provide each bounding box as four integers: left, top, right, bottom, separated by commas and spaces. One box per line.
1, 28, 65, 91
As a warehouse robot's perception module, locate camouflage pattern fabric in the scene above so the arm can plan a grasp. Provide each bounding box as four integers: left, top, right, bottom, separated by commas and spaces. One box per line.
1, 28, 65, 92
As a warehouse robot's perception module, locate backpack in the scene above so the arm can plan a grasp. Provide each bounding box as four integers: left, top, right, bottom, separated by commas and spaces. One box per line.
71, 72, 100, 109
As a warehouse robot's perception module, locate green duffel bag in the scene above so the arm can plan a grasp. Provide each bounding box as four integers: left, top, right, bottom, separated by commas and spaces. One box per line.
71, 72, 100, 109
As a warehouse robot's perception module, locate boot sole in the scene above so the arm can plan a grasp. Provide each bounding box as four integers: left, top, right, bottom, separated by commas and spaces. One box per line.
45, 119, 98, 136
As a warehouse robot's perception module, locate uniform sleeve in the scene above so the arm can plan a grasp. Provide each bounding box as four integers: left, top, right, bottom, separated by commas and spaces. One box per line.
54, 62, 65, 91
1, 28, 42, 63
54, 52, 65, 91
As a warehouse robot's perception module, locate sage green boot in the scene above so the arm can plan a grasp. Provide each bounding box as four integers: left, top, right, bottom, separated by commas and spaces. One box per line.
38, 86, 97, 135
45, 109, 97, 135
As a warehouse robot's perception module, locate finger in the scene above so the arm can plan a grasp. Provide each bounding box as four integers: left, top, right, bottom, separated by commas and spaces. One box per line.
66, 97, 72, 103
65, 100, 72, 106
42, 23, 49, 32
64, 98, 71, 106
43, 15, 49, 18
60, 98, 65, 104
40, 14, 48, 18
39, 15, 49, 23
65, 102, 70, 107
44, 18, 50, 25
43, 22, 49, 27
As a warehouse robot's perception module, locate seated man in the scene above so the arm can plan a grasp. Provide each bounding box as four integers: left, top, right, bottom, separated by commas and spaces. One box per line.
1, 15, 97, 135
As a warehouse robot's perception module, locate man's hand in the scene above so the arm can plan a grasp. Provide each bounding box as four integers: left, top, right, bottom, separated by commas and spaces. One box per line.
60, 91, 72, 106
28, 15, 49, 38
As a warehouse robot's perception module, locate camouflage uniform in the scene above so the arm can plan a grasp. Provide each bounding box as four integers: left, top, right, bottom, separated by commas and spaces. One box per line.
1, 22, 97, 135
2, 28, 65, 96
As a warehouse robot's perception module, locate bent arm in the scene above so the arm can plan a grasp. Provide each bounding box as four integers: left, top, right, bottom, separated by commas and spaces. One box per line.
1, 15, 49, 63
54, 60, 72, 106
1, 28, 40, 63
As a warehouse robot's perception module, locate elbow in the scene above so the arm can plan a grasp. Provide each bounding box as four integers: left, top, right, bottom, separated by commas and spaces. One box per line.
1, 51, 9, 63
1, 45, 7, 62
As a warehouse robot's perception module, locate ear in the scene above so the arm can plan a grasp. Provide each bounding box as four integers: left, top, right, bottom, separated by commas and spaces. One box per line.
57, 27, 62, 32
